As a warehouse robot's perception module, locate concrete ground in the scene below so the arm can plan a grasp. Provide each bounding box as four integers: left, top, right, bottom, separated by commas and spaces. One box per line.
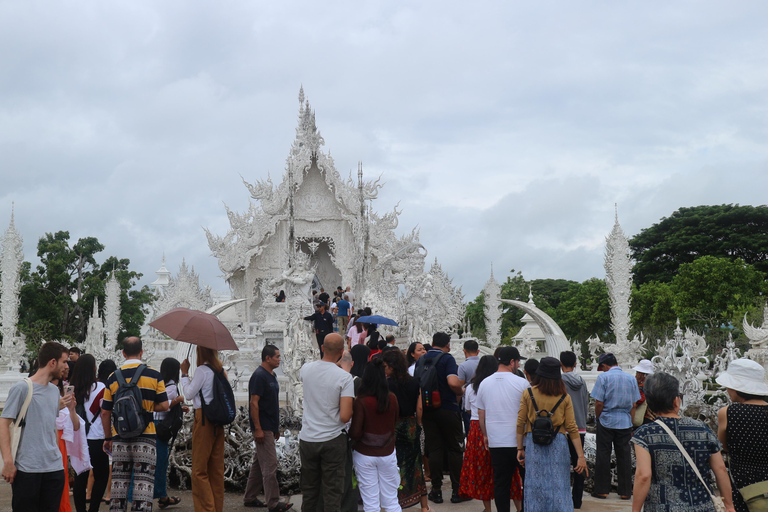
0, 483, 632, 511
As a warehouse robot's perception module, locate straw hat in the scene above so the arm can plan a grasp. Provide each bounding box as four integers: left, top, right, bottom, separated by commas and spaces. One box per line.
716, 359, 768, 396
632, 359, 655, 375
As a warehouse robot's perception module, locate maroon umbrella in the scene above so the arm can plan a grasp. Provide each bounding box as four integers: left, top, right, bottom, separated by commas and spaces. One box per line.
149, 307, 239, 351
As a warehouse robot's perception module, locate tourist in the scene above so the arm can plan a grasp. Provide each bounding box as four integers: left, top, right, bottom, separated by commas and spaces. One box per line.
299, 333, 355, 512
0, 342, 70, 512
632, 359, 656, 426
70, 347, 82, 362
347, 316, 367, 348
155, 358, 185, 510
350, 344, 371, 383
53, 358, 81, 512
304, 302, 335, 354
716, 359, 768, 512
406, 342, 427, 376
417, 332, 465, 504
632, 372, 734, 512
458, 339, 481, 434
317, 288, 330, 308
101, 337, 169, 512
94, 359, 117, 505
382, 350, 429, 512
523, 358, 539, 382
243, 345, 293, 512
385, 334, 396, 347
369, 337, 388, 361
181, 347, 226, 512
345, 286, 355, 308
477, 346, 529, 512
517, 356, 587, 512
460, 355, 504, 512
71, 354, 109, 512
560, 350, 589, 509
337, 294, 351, 335
350, 359, 401, 512
590, 352, 640, 500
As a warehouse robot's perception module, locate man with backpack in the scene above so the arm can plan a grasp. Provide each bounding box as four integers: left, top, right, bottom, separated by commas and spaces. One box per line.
476, 346, 530, 512
415, 332, 465, 504
100, 337, 169, 512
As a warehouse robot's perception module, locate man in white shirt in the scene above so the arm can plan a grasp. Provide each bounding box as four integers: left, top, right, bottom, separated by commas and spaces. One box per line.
299, 333, 355, 512
477, 346, 530, 512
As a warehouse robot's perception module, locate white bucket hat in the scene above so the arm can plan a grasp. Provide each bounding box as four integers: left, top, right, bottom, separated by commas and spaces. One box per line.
632, 359, 655, 374
716, 359, 768, 396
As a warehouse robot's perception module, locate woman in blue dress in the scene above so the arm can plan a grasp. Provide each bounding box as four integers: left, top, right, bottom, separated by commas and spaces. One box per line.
631, 372, 735, 512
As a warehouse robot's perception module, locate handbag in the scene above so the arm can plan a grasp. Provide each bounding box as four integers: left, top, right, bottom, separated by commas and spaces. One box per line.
633, 401, 648, 427
739, 480, 768, 512
655, 419, 726, 512
10, 378, 34, 462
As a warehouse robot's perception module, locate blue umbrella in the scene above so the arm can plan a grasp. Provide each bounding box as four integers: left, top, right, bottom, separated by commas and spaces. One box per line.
355, 315, 399, 326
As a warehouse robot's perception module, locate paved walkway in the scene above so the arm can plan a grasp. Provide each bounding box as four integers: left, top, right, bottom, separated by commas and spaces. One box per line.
0, 483, 632, 511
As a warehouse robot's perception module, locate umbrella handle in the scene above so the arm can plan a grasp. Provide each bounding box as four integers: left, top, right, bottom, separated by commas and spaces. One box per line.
186, 345, 193, 360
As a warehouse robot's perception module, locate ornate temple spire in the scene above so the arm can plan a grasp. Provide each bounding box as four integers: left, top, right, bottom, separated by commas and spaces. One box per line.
0, 208, 24, 370
104, 272, 122, 350
604, 205, 633, 345
151, 253, 172, 290
483, 264, 502, 348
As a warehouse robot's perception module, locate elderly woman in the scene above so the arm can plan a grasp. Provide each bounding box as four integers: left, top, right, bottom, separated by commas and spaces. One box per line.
716, 358, 768, 512
631, 372, 735, 512
517, 357, 587, 512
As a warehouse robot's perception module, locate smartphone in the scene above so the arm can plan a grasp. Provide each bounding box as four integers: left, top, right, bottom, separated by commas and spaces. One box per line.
64, 385, 74, 396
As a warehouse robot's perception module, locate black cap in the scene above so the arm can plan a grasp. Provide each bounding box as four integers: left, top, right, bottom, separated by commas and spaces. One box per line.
498, 346, 526, 365
536, 357, 562, 380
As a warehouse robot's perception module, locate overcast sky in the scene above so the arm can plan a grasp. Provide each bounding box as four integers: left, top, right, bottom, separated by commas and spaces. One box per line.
2, 1, 767, 301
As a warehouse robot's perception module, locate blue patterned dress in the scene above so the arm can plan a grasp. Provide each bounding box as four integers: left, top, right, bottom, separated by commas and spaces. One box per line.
523, 432, 573, 511
630, 417, 721, 512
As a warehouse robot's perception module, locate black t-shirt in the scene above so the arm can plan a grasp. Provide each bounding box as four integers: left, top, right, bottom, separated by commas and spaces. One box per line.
388, 375, 420, 418
248, 366, 280, 434
318, 292, 330, 305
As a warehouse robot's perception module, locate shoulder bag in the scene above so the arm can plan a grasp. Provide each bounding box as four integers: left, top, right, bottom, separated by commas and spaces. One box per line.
10, 378, 34, 462
654, 419, 726, 512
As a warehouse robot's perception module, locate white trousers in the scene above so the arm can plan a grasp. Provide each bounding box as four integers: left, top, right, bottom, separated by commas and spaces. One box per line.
352, 450, 402, 512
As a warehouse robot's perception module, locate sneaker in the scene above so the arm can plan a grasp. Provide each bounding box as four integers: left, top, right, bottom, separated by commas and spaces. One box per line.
428, 490, 443, 504
450, 491, 470, 503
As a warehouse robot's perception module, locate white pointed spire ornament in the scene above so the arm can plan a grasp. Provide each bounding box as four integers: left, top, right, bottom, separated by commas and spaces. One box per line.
104, 272, 121, 350
483, 264, 502, 348
604, 204, 633, 346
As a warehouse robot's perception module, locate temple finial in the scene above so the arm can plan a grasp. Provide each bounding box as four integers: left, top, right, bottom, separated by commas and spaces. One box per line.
614, 203, 619, 223
298, 86, 304, 105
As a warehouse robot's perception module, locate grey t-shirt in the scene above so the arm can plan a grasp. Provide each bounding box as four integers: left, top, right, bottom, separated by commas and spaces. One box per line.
299, 361, 355, 443
1, 380, 62, 473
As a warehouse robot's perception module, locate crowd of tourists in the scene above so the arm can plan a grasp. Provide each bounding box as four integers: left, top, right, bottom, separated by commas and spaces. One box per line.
3, 315, 768, 512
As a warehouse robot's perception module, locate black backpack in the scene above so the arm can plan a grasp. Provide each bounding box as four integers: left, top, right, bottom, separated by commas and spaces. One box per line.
528, 388, 567, 446
156, 402, 184, 442
414, 352, 445, 409
199, 364, 236, 426
112, 365, 153, 439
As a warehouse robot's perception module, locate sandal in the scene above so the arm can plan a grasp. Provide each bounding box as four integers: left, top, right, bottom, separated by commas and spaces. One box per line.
158, 496, 181, 509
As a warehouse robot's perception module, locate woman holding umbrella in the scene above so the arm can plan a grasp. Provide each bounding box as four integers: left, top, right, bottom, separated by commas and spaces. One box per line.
181, 347, 227, 512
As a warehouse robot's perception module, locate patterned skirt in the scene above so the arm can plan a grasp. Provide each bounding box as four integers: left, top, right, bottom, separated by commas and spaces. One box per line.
395, 416, 428, 508
523, 432, 572, 512
458, 420, 523, 501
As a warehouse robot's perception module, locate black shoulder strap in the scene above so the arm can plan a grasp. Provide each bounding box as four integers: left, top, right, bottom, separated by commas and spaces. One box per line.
431, 352, 445, 366
115, 368, 127, 388
116, 364, 146, 389
528, 387, 540, 413
550, 394, 568, 415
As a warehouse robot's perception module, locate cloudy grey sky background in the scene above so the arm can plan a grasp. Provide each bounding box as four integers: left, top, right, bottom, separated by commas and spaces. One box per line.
2, 1, 767, 300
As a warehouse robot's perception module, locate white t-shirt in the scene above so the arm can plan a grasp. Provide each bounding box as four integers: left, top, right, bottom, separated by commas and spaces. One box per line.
299, 361, 355, 443
476, 371, 530, 448
408, 363, 416, 377
155, 381, 179, 421
464, 385, 480, 421
83, 382, 107, 440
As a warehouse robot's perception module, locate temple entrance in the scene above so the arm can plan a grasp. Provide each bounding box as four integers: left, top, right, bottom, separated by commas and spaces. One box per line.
297, 238, 341, 293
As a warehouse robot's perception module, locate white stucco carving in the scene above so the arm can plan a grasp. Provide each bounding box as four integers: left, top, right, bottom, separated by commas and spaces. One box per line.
604, 207, 633, 346
503, 298, 569, 358
652, 319, 710, 411
104, 273, 121, 349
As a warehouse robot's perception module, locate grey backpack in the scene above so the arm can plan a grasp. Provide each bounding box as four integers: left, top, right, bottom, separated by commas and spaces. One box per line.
112, 365, 152, 438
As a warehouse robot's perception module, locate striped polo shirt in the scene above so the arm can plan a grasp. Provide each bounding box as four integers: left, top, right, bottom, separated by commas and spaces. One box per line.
102, 359, 168, 438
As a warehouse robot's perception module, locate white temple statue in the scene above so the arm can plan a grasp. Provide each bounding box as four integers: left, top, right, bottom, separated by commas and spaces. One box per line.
744, 303, 768, 369
504, 291, 569, 359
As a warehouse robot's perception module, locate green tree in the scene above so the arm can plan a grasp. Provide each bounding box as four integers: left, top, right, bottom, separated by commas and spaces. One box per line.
554, 278, 611, 342
630, 204, 768, 285
18, 231, 154, 353
670, 256, 766, 343
630, 281, 677, 341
